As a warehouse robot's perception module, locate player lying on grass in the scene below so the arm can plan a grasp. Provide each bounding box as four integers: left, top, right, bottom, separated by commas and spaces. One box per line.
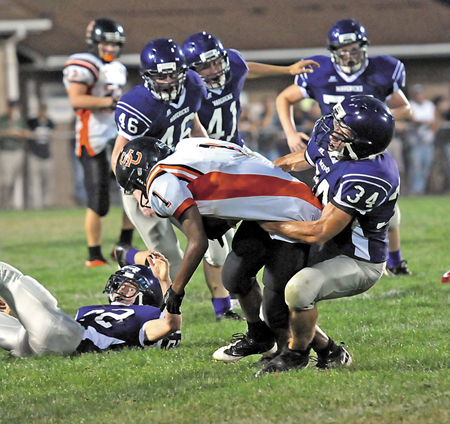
0, 251, 181, 357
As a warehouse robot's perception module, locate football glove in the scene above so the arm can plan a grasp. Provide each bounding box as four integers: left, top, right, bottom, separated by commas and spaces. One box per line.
161, 286, 185, 315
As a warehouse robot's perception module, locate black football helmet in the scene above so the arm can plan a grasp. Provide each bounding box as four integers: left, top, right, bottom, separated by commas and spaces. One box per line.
86, 18, 126, 62
327, 19, 368, 75
140, 38, 187, 102
116, 137, 173, 197
316, 95, 395, 160
104, 264, 163, 307
182, 31, 230, 90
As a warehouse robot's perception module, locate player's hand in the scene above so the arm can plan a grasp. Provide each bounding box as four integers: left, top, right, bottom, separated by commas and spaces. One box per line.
287, 132, 309, 152
288, 59, 320, 75
145, 251, 170, 284
0, 298, 13, 316
161, 286, 185, 314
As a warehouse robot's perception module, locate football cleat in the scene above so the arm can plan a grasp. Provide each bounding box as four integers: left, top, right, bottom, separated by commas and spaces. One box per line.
216, 309, 245, 322
385, 260, 412, 276
314, 344, 352, 370
114, 243, 131, 268
254, 346, 310, 377
213, 332, 277, 363
85, 258, 107, 268
441, 270, 450, 284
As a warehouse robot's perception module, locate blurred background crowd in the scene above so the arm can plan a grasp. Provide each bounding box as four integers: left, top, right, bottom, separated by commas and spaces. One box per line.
1, 0, 450, 210
1, 84, 450, 211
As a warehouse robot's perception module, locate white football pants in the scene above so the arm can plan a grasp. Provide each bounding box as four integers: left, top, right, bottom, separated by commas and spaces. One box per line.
0, 262, 84, 357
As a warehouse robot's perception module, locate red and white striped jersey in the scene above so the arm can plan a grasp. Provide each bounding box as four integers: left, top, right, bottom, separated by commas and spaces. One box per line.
63, 53, 127, 156
145, 138, 322, 241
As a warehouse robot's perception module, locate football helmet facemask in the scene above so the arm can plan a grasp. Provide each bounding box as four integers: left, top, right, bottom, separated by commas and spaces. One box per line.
315, 95, 395, 160
327, 19, 369, 75
104, 264, 163, 307
116, 137, 173, 205
140, 38, 187, 102
86, 18, 126, 63
182, 31, 230, 90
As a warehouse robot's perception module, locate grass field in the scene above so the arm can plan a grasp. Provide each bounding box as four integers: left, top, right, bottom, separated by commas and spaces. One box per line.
0, 196, 449, 424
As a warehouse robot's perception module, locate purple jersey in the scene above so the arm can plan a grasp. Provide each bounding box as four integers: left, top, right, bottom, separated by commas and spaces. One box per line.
305, 117, 400, 263
295, 55, 406, 114
75, 304, 162, 352
115, 70, 207, 149
198, 49, 248, 146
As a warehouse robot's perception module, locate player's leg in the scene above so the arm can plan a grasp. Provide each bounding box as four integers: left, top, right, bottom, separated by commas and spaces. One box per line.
213, 222, 277, 363
80, 149, 110, 267
203, 234, 243, 321
0, 262, 84, 356
257, 256, 383, 374
261, 239, 310, 352
386, 204, 412, 276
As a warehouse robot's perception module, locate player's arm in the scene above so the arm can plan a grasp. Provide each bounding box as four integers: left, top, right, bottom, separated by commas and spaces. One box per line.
261, 202, 353, 245
386, 90, 412, 121
143, 252, 182, 342
172, 206, 209, 293
111, 134, 130, 173
276, 84, 309, 152
273, 149, 313, 173
161, 205, 208, 315
66, 81, 115, 111
190, 113, 208, 138
246, 59, 319, 79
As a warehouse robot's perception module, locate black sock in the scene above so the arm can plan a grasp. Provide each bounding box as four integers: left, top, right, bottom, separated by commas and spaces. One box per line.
247, 320, 275, 342
314, 337, 337, 356
88, 246, 105, 261
119, 229, 134, 245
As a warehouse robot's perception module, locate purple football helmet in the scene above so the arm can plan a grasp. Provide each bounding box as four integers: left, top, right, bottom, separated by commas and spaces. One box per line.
104, 264, 163, 307
140, 38, 187, 102
182, 31, 230, 89
327, 19, 369, 75
316, 95, 395, 160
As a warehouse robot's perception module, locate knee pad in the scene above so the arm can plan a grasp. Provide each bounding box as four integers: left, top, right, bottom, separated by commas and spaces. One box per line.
222, 251, 260, 296
284, 268, 320, 311
203, 238, 231, 267
388, 203, 401, 230
88, 195, 110, 217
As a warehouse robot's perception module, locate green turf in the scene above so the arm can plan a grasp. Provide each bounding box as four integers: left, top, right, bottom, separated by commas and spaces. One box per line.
0, 197, 449, 424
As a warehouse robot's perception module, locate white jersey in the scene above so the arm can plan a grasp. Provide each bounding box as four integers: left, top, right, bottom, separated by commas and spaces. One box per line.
63, 53, 127, 156
144, 138, 323, 242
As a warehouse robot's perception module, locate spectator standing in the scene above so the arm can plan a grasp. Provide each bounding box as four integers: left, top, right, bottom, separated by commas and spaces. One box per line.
26, 105, 55, 209
407, 85, 436, 195
0, 101, 32, 210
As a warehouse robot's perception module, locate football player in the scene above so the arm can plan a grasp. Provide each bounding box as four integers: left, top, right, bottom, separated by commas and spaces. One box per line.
253, 95, 399, 374
276, 18, 412, 276
0, 252, 181, 357
115, 135, 323, 351
63, 18, 134, 268
181, 32, 319, 314
111, 38, 242, 321
181, 31, 319, 149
